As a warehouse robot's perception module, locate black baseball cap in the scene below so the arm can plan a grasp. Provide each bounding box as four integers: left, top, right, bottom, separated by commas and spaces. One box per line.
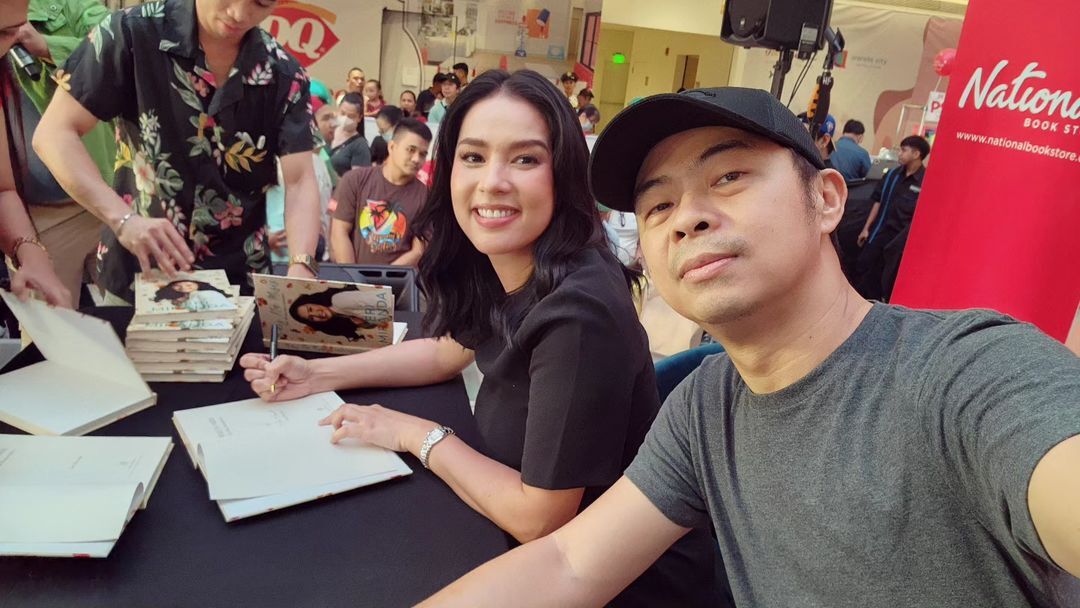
589, 87, 827, 213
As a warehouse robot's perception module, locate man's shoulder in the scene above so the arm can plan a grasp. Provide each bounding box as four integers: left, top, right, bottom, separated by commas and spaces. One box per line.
859, 305, 1053, 370
339, 165, 379, 188
254, 29, 305, 77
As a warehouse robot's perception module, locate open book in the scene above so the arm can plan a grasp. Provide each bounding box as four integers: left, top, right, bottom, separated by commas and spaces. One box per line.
252, 274, 405, 355
0, 290, 157, 436
132, 270, 238, 323
0, 434, 172, 557
172, 392, 412, 522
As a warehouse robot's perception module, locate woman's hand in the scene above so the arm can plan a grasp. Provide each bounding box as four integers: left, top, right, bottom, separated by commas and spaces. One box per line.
319, 403, 434, 454
241, 353, 317, 402
9, 245, 71, 307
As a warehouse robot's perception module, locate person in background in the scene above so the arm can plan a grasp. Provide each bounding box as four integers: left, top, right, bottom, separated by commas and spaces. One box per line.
417, 73, 447, 119
363, 78, 385, 117
335, 66, 364, 105
267, 98, 336, 264
559, 71, 578, 109
575, 88, 593, 113
10, 0, 114, 307
855, 135, 930, 301
330, 93, 371, 177
33, 0, 322, 303
427, 73, 460, 124
328, 118, 430, 266
578, 104, 599, 135
1, 0, 70, 306
242, 71, 719, 606
369, 137, 388, 167
452, 61, 468, 87
416, 86, 1080, 608
314, 99, 336, 150
374, 105, 402, 144
399, 90, 418, 118
830, 119, 872, 181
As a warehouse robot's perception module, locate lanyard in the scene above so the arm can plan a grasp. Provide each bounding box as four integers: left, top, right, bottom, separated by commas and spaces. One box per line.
868, 169, 904, 244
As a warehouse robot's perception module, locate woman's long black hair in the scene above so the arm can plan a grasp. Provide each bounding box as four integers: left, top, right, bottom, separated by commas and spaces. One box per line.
413, 69, 640, 346
288, 286, 377, 341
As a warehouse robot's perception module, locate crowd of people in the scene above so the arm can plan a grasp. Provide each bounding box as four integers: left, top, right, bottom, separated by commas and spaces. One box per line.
2, 0, 1079, 607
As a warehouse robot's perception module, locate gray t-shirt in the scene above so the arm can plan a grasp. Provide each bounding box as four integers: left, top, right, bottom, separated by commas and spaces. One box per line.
626, 303, 1080, 607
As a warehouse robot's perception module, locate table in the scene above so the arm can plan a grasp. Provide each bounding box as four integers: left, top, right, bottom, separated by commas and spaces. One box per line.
0, 309, 511, 607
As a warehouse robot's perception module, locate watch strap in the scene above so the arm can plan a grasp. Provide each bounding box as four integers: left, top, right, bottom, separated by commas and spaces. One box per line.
419, 425, 455, 469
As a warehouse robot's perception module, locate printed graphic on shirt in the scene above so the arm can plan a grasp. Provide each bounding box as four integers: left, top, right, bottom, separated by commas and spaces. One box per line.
358, 199, 408, 254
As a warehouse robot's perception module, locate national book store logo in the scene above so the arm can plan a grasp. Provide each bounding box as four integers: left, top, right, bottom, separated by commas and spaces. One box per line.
264, 1, 340, 68
959, 60, 1080, 136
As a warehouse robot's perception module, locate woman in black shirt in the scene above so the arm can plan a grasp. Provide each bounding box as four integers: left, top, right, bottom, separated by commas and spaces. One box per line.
241, 70, 718, 606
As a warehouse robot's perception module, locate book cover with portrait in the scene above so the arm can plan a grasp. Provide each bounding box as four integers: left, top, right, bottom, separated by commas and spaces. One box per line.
132, 270, 238, 323
252, 274, 397, 354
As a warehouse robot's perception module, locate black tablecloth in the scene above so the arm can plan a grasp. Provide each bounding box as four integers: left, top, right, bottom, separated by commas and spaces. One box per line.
0, 308, 510, 607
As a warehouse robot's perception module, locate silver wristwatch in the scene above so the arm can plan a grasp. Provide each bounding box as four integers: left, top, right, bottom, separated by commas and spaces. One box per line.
419, 425, 455, 469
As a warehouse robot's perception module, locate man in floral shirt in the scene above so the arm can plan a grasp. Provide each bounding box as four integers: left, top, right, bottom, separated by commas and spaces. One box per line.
33, 0, 321, 301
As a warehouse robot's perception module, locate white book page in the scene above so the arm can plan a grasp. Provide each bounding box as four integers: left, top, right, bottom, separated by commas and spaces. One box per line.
200, 425, 407, 500
0, 363, 156, 436
0, 540, 115, 558
217, 466, 412, 522
392, 322, 407, 345
173, 392, 345, 450
0, 435, 171, 488
0, 290, 146, 390
0, 483, 141, 543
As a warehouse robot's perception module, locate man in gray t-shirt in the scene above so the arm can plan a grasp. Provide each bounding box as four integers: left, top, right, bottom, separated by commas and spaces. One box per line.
418, 88, 1080, 607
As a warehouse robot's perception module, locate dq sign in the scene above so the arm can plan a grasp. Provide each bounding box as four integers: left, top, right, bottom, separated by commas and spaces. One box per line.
264, 1, 340, 68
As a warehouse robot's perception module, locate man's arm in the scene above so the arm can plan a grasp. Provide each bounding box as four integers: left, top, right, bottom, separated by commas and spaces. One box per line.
857, 151, 872, 179
419, 477, 689, 607
34, 88, 192, 274
279, 151, 319, 278
391, 237, 423, 266
329, 218, 356, 263
857, 201, 881, 246
1028, 434, 1080, 577
16, 0, 111, 65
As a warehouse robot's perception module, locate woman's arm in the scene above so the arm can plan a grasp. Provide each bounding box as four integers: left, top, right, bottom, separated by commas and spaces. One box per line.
241, 336, 475, 400
320, 404, 585, 543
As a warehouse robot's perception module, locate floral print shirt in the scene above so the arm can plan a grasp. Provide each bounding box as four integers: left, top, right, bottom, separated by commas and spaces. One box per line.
60, 0, 319, 301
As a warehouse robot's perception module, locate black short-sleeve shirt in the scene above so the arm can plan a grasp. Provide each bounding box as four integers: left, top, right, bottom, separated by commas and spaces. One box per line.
60, 0, 320, 300
870, 165, 926, 238
471, 248, 720, 607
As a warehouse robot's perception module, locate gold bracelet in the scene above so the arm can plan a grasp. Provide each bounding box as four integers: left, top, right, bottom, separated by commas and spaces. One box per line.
10, 236, 49, 270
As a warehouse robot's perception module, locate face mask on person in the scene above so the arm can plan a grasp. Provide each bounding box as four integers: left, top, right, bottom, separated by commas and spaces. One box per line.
334, 115, 357, 131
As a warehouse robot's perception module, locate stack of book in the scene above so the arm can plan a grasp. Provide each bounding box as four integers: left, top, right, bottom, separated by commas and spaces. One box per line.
125, 270, 255, 383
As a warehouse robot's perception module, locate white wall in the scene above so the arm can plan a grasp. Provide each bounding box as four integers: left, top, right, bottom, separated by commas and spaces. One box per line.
600, 0, 724, 36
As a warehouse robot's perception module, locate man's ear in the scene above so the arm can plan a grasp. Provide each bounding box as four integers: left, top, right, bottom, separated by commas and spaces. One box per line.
817, 168, 847, 235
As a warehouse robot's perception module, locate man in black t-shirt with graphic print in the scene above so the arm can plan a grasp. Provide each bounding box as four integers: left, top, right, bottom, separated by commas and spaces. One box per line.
330, 119, 431, 266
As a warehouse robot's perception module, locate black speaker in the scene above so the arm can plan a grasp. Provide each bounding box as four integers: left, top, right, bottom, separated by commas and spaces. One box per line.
722, 0, 834, 57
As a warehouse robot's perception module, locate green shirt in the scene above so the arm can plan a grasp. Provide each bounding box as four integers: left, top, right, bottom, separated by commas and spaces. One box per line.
15, 0, 115, 184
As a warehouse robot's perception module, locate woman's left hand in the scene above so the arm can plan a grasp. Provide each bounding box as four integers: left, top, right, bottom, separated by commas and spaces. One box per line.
318, 403, 435, 454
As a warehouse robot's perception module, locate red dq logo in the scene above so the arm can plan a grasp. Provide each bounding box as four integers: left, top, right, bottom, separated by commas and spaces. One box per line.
264, 1, 340, 68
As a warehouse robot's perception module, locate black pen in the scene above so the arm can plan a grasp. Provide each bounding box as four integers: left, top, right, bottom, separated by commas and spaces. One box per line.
269, 324, 279, 394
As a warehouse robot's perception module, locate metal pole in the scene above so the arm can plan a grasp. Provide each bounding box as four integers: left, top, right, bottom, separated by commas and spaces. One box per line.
770, 49, 794, 100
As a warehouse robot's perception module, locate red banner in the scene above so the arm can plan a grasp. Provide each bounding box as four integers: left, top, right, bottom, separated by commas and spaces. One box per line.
892, 0, 1080, 341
